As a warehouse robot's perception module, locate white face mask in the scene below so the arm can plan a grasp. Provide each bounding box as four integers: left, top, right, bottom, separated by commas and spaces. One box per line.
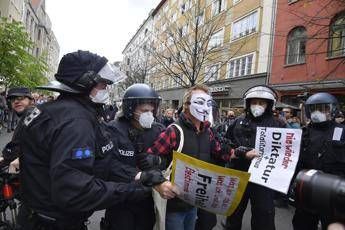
90, 89, 110, 104
189, 93, 212, 122
310, 111, 327, 123
335, 117, 344, 124
136, 111, 154, 128
250, 105, 265, 117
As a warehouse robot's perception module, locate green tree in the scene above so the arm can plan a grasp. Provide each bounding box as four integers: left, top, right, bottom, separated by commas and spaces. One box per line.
0, 17, 48, 89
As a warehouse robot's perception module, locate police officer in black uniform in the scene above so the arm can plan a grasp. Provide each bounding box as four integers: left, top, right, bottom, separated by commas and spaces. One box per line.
292, 92, 345, 230
224, 85, 285, 230
17, 50, 177, 230
0, 87, 34, 168
102, 83, 165, 230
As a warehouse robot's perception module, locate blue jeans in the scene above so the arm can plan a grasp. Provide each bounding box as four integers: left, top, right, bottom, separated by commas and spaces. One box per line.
166, 207, 197, 230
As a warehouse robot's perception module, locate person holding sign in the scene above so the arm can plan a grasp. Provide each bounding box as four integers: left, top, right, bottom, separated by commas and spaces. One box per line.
292, 92, 345, 230
224, 85, 285, 230
147, 84, 232, 230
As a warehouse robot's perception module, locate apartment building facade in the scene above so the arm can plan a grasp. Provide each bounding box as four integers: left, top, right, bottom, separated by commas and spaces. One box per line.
121, 0, 276, 113
0, 0, 60, 81
270, 0, 345, 108
24, 0, 60, 81
119, 11, 155, 104
0, 0, 23, 21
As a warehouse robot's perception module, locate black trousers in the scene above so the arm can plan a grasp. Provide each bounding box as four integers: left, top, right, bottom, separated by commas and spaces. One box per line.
224, 183, 275, 230
195, 209, 217, 230
104, 197, 155, 230
17, 204, 87, 230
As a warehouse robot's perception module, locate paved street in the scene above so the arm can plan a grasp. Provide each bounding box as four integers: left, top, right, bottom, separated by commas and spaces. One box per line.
0, 131, 294, 230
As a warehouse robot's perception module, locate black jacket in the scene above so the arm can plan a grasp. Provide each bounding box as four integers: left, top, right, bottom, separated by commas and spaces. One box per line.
19, 95, 150, 224
225, 113, 285, 171
299, 121, 345, 176
167, 114, 212, 212
106, 118, 165, 182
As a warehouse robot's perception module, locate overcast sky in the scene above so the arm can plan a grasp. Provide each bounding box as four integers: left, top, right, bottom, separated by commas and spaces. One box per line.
46, 0, 161, 63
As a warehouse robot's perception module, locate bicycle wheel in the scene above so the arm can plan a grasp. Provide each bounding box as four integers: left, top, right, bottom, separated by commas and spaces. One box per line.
0, 221, 13, 230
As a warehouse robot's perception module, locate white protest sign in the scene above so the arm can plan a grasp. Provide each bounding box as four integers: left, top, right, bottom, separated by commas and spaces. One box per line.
248, 127, 302, 194
171, 151, 250, 216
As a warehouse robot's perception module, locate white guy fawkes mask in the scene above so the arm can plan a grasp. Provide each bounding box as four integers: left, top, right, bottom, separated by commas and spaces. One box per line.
189, 93, 212, 122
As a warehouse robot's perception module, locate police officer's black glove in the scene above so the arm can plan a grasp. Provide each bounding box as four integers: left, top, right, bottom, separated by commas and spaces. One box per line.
139, 169, 166, 187
136, 153, 161, 170
234, 146, 252, 159
2, 142, 20, 163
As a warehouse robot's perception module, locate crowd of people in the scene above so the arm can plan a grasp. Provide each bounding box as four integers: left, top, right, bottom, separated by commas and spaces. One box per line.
0, 50, 344, 230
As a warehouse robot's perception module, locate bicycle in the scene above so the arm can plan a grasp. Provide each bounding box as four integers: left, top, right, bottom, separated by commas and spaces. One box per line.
0, 164, 20, 230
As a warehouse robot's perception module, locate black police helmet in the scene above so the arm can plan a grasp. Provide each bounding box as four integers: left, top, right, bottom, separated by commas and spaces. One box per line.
7, 87, 33, 100
55, 50, 108, 93
122, 83, 161, 119
305, 92, 339, 119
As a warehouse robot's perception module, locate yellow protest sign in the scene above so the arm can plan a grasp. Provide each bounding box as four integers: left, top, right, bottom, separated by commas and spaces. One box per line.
170, 151, 250, 216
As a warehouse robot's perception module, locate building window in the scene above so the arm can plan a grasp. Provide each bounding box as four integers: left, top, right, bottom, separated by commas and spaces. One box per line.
328, 12, 345, 58
37, 29, 41, 40
171, 12, 177, 22
233, 0, 242, 5
196, 10, 204, 26
181, 3, 187, 14
212, 0, 226, 16
163, 4, 168, 13
176, 76, 182, 86
162, 22, 167, 31
208, 28, 224, 50
286, 27, 306, 64
178, 24, 188, 37
205, 64, 220, 82
231, 11, 258, 40
227, 53, 254, 78
127, 58, 130, 65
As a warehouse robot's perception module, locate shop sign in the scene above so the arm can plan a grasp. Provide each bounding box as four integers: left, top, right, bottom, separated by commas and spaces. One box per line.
210, 86, 229, 96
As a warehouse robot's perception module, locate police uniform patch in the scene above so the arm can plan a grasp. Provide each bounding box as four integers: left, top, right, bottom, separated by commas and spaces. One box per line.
24, 107, 41, 126
71, 147, 94, 160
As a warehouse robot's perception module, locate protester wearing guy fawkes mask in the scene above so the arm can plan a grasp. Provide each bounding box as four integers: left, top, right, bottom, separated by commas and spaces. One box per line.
147, 84, 233, 230
293, 92, 345, 230
224, 85, 285, 230
103, 83, 167, 230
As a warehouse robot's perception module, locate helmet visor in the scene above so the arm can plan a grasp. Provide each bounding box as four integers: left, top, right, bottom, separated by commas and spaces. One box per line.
125, 98, 161, 117
97, 62, 127, 85
309, 103, 331, 113
308, 103, 333, 121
